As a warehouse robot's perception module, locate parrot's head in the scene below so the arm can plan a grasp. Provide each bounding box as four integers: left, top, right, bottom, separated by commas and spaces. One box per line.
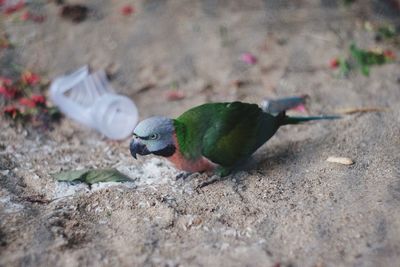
130, 116, 176, 159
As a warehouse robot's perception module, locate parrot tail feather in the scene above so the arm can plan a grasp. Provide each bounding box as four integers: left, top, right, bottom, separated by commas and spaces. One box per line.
279, 114, 340, 126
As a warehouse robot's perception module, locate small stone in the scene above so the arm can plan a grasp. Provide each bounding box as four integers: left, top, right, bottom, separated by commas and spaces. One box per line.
60, 4, 89, 23
0, 154, 16, 170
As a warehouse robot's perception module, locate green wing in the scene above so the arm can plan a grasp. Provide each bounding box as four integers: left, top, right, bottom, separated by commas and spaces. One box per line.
201, 102, 279, 167
176, 102, 279, 167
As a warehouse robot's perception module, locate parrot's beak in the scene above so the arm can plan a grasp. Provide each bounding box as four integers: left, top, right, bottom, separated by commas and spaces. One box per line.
130, 140, 151, 159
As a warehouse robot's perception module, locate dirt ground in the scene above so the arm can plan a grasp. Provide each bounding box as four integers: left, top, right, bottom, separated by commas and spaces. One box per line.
1, 0, 400, 266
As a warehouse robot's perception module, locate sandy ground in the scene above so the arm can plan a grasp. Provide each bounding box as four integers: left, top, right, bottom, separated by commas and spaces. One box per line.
1, 0, 400, 266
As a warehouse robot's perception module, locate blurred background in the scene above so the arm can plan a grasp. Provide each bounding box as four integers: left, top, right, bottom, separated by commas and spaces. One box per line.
1, 0, 399, 119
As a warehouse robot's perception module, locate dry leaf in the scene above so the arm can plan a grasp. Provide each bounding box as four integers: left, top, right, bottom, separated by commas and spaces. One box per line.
336, 107, 387, 115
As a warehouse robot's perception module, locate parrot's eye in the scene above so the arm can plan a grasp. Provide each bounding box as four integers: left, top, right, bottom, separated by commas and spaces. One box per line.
149, 133, 159, 140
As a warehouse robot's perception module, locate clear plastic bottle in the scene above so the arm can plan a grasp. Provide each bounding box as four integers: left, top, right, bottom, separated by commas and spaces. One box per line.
50, 66, 138, 140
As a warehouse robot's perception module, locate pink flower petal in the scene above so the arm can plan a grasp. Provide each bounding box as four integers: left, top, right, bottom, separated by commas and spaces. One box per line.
3, 0, 25, 15
241, 52, 257, 65
166, 90, 185, 101
329, 58, 339, 69
0, 77, 12, 86
31, 94, 46, 104
21, 71, 41, 86
19, 97, 36, 108
20, 10, 29, 21
121, 5, 134, 16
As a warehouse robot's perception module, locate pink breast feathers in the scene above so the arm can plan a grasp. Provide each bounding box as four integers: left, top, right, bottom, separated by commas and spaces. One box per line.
166, 134, 217, 173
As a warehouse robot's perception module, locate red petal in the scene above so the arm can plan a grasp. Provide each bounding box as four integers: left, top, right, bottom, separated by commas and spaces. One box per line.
4, 0, 25, 15
0, 77, 12, 86
166, 90, 185, 101
329, 58, 339, 68
19, 97, 36, 108
21, 71, 41, 85
31, 94, 46, 104
384, 50, 396, 60
20, 11, 30, 21
0, 86, 17, 99
241, 53, 257, 65
3, 105, 19, 117
121, 5, 134, 16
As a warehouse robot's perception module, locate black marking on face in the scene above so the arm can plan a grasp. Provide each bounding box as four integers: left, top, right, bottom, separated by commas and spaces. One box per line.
133, 133, 159, 141
152, 144, 176, 157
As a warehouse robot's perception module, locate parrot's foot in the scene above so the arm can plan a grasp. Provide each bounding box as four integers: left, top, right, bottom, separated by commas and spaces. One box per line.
215, 166, 232, 177
195, 175, 221, 190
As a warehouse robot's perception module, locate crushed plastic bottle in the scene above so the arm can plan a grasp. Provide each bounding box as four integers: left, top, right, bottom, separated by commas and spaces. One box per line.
50, 66, 138, 140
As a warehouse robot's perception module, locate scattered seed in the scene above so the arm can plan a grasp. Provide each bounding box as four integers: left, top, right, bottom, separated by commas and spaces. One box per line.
326, 156, 354, 165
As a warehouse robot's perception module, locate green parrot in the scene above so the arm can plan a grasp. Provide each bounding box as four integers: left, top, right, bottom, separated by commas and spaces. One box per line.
130, 96, 338, 176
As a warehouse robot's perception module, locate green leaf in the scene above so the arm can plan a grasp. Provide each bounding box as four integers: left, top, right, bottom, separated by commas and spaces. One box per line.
361, 65, 370, 76
342, 0, 356, 6
54, 169, 89, 182
48, 107, 62, 120
349, 43, 391, 76
377, 25, 396, 40
339, 58, 351, 77
54, 169, 132, 185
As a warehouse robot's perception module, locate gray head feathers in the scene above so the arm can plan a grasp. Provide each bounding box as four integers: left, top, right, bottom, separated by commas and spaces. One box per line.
133, 116, 174, 138
131, 116, 175, 157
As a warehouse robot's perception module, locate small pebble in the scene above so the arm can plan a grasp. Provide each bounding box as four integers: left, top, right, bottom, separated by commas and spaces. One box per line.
61, 4, 89, 23
326, 156, 354, 165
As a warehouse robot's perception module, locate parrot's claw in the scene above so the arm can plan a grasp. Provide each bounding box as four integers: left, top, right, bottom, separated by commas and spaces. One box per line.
175, 172, 192, 180
195, 175, 221, 191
